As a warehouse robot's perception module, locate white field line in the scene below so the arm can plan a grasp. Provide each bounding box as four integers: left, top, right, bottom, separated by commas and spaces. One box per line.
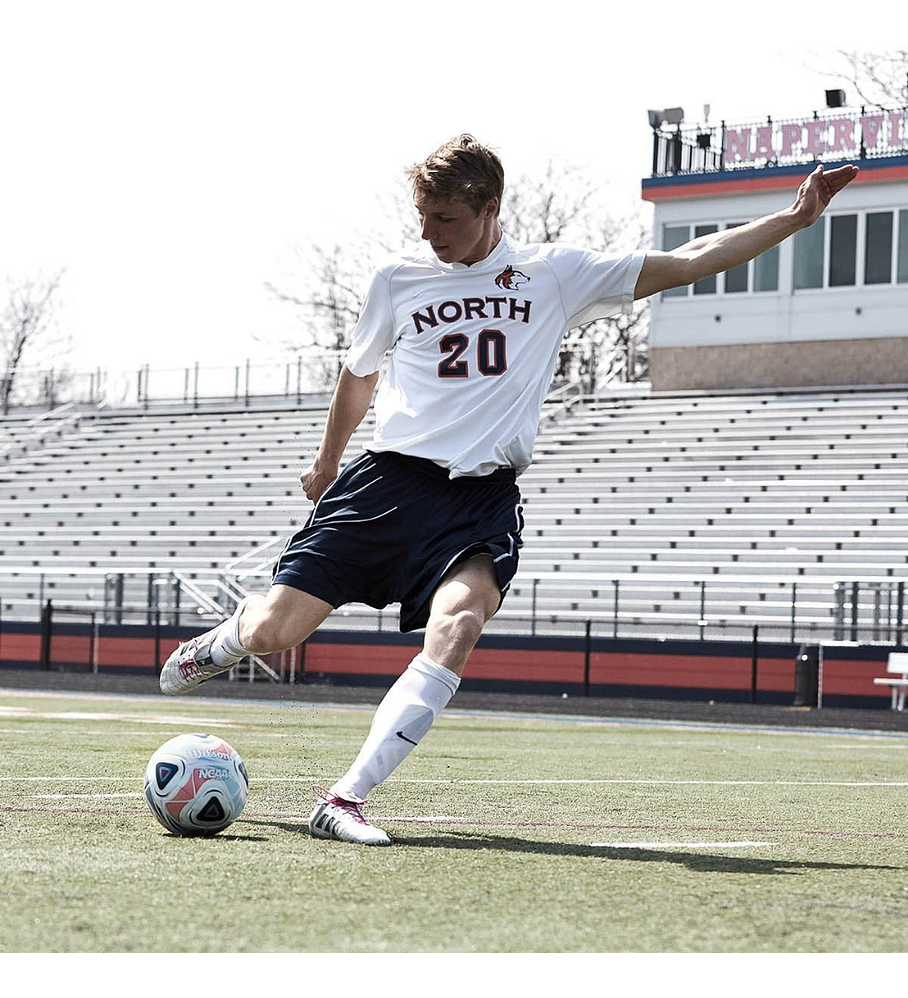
4, 686, 908, 741
28, 793, 143, 799
0, 706, 236, 725
3, 777, 908, 788
591, 841, 776, 849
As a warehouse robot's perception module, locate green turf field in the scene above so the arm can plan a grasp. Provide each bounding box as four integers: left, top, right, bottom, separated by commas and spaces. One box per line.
1, 686, 906, 953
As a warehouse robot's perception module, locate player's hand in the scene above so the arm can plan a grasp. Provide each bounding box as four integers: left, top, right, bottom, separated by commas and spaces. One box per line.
299, 460, 339, 504
791, 163, 859, 228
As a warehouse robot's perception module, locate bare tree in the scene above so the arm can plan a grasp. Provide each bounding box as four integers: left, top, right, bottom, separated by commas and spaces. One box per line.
825, 51, 908, 107
1, 270, 67, 413
260, 183, 418, 391
502, 160, 650, 389
264, 245, 368, 389
265, 163, 650, 392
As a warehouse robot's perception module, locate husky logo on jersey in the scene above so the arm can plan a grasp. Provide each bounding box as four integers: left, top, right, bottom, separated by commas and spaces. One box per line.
494, 265, 530, 290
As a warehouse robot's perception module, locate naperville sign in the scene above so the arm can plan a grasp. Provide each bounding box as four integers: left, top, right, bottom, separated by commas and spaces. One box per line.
724, 110, 907, 165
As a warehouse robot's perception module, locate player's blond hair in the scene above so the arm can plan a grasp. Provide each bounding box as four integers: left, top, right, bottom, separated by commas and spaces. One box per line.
408, 134, 504, 215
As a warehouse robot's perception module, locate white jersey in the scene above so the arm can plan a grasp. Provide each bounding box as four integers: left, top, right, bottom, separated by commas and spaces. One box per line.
345, 234, 645, 478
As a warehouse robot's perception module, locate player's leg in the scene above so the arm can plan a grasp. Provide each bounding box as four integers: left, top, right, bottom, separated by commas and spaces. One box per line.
309, 555, 500, 845
421, 552, 502, 675
161, 449, 393, 696
160, 584, 333, 696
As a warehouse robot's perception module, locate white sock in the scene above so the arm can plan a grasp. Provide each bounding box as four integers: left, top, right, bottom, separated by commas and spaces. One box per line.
208, 598, 251, 667
330, 652, 460, 803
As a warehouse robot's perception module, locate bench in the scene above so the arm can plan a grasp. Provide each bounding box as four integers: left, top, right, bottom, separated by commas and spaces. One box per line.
873, 653, 908, 710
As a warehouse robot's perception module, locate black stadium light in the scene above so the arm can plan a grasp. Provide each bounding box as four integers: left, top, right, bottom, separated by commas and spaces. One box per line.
648, 106, 686, 176
648, 107, 685, 129
825, 89, 846, 108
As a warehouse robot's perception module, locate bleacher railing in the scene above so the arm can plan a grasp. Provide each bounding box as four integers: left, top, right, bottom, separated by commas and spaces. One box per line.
2, 346, 649, 414
1, 353, 347, 412
3, 567, 905, 649
135, 356, 344, 408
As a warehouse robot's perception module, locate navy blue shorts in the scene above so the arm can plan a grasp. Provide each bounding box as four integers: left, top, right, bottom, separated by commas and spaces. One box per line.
272, 450, 524, 632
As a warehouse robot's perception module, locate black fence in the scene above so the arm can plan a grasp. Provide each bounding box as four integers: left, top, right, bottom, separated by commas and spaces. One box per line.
5, 573, 908, 649
2, 600, 892, 710
650, 105, 908, 177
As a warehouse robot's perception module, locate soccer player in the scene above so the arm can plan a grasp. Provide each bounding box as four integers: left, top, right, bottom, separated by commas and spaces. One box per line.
159, 135, 857, 845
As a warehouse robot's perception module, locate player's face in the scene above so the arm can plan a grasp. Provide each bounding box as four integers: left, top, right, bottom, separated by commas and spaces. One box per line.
415, 196, 501, 266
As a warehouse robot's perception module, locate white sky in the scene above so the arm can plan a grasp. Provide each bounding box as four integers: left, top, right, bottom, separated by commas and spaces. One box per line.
0, 1, 887, 377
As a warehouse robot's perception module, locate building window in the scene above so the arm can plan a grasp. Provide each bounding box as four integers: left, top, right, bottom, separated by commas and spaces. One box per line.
725, 259, 749, 292
829, 214, 858, 286
793, 210, 908, 290
898, 209, 908, 284
794, 217, 825, 289
664, 209, 908, 297
865, 212, 894, 284
754, 245, 780, 291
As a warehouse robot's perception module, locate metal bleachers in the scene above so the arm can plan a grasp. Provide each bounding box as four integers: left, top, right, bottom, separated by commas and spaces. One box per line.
2, 386, 908, 642
505, 386, 908, 639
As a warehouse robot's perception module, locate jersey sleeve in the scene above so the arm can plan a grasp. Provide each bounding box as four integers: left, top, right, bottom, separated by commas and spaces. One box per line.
344, 268, 397, 376
547, 246, 646, 328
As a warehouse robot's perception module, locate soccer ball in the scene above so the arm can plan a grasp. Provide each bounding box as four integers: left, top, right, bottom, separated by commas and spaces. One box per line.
144, 733, 248, 837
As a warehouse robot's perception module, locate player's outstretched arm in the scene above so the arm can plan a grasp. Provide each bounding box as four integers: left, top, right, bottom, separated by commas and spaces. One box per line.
633, 163, 859, 300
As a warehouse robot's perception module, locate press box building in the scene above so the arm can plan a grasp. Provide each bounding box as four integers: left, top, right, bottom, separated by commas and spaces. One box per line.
641, 100, 908, 391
